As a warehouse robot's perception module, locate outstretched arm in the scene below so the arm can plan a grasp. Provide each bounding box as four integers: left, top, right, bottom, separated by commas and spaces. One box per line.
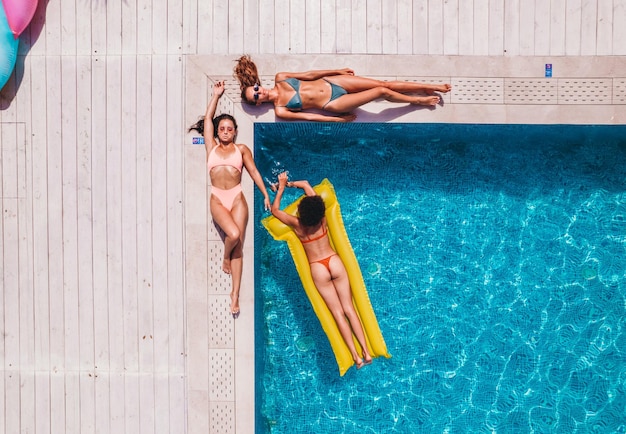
271, 173, 300, 227
287, 179, 316, 197
240, 145, 271, 210
274, 106, 356, 123
276, 68, 354, 82
203, 80, 225, 152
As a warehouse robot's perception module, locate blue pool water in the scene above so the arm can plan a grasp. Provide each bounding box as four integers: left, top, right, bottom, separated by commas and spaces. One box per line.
253, 123, 626, 434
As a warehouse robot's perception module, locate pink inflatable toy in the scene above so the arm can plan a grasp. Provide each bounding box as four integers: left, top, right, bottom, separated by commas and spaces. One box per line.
1, 0, 38, 37
0, 1, 19, 89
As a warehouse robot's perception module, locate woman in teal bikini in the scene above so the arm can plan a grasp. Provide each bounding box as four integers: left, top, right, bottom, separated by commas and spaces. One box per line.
270, 172, 372, 369
189, 81, 271, 318
234, 54, 451, 122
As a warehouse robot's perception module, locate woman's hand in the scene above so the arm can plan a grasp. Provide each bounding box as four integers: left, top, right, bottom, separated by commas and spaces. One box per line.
338, 68, 354, 76
278, 172, 289, 188
213, 80, 225, 97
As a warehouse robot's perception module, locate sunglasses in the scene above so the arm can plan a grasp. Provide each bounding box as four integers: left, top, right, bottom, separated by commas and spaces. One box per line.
253, 83, 260, 101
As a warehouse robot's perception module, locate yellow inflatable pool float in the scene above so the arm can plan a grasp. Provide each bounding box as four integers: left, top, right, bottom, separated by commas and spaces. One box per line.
262, 179, 390, 376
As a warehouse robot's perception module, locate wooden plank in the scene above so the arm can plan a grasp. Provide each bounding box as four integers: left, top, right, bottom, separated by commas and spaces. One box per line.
243, 0, 260, 53
45, 55, 65, 377
488, 0, 505, 55
474, 0, 489, 55
550, 0, 567, 54
44, 0, 62, 55
336, 0, 352, 53
169, 374, 186, 433
107, 0, 123, 54
183, 0, 198, 53
80, 374, 96, 434
4, 371, 22, 433
121, 53, 141, 434
20, 372, 36, 433
1, 123, 17, 197
60, 0, 76, 54
320, 0, 337, 53
458, 0, 473, 54
91, 1, 107, 54
17, 61, 34, 434
44, 54, 66, 433
154, 374, 169, 434
2, 198, 20, 434
183, 65, 209, 434
137, 0, 152, 54
29, 63, 51, 434
109, 373, 126, 434
565, 0, 582, 55
228, 0, 245, 54
105, 56, 126, 433
213, 0, 230, 53
412, 0, 429, 54
397, 0, 413, 54
65, 373, 81, 433
50, 372, 66, 433
150, 58, 169, 434
428, 0, 444, 54
503, 0, 520, 55
304, 0, 321, 52
35, 372, 51, 433
259, 0, 275, 53
597, 0, 614, 55
197, 0, 214, 53
274, 0, 290, 53
351, 0, 367, 53
381, 0, 398, 54
122, 0, 138, 53
60, 62, 80, 434
580, 0, 597, 55
152, 0, 168, 53
443, 0, 460, 55
76, 55, 96, 434
614, 0, 626, 54
290, 0, 307, 53
535, 0, 551, 55
366, 0, 383, 53
166, 56, 186, 433
76, 0, 92, 54
90, 54, 111, 434
136, 54, 155, 434
518, 0, 535, 54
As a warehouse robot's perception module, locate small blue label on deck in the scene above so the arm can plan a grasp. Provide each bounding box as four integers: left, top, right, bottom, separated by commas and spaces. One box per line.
545, 64, 552, 78
192, 137, 205, 145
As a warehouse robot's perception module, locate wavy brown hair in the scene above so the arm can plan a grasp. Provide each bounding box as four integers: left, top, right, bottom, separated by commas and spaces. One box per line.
233, 54, 261, 104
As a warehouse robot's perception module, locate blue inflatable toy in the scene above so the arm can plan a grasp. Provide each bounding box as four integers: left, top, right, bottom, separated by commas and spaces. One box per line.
0, 3, 19, 90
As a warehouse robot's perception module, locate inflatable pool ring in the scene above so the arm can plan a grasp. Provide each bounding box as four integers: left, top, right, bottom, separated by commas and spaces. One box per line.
263, 179, 390, 376
1, 0, 38, 37
0, 1, 18, 90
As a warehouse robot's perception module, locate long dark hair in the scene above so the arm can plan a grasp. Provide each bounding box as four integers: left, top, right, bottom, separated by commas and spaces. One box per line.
233, 54, 260, 104
188, 114, 238, 138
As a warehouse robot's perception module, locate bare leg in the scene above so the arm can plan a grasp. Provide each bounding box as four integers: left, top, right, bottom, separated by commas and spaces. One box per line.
228, 198, 248, 317
326, 75, 451, 94
211, 193, 248, 317
311, 257, 371, 368
324, 87, 439, 113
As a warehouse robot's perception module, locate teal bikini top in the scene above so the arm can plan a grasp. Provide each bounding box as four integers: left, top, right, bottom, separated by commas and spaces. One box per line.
280, 77, 302, 110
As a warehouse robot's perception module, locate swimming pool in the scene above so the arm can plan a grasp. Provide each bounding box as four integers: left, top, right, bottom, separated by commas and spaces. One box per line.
253, 123, 626, 434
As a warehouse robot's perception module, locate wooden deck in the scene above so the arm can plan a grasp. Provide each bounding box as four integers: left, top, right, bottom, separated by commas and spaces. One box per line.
1, 1, 626, 433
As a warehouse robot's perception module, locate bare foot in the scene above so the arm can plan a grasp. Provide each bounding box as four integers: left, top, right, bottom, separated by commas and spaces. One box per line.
412, 96, 440, 106
230, 292, 240, 318
222, 258, 232, 274
423, 84, 452, 95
